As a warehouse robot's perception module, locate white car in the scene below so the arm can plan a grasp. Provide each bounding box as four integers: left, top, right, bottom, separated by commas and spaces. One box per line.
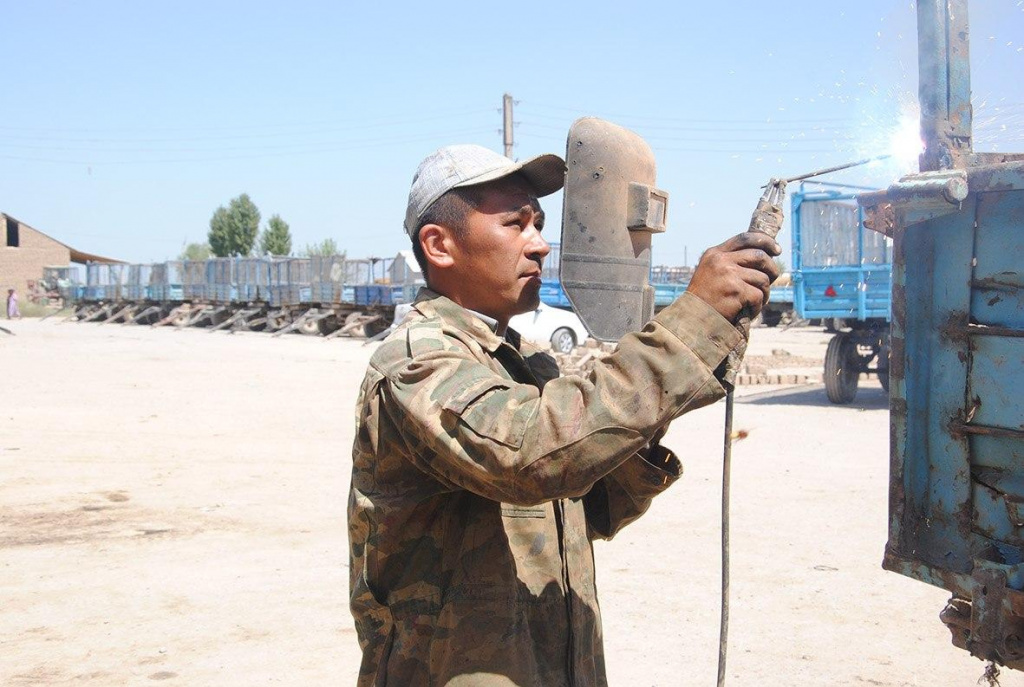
509, 303, 590, 354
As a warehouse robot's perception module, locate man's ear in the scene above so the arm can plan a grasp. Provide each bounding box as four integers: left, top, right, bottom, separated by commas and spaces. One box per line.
419, 224, 457, 270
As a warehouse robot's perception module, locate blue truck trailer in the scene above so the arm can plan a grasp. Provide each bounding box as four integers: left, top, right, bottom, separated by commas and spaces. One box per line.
74, 254, 415, 337
791, 182, 891, 402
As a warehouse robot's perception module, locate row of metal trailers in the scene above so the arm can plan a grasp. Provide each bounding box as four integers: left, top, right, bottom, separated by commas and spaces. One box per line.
71, 254, 421, 338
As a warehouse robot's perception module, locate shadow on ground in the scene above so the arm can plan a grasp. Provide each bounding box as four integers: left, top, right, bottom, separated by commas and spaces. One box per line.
736, 384, 889, 410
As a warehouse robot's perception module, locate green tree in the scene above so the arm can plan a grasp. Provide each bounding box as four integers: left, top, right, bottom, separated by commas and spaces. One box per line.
300, 238, 340, 257
260, 214, 292, 256
208, 206, 231, 257
208, 193, 261, 257
179, 241, 212, 261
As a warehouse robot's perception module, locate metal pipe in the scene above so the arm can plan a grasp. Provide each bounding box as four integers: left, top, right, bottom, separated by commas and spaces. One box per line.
917, 0, 973, 171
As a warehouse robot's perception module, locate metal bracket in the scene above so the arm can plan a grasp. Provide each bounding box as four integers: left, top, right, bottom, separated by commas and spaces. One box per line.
962, 560, 1024, 667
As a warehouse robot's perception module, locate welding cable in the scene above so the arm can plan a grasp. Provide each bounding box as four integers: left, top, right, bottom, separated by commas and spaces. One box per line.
717, 389, 734, 687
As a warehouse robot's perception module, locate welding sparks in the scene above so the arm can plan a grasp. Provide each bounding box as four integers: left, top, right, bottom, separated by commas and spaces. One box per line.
886, 110, 925, 170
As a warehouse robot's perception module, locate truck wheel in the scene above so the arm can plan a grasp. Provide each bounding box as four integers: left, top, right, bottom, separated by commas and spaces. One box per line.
824, 333, 859, 404
551, 327, 577, 354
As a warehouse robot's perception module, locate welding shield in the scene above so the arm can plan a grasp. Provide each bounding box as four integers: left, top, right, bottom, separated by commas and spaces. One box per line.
559, 118, 667, 341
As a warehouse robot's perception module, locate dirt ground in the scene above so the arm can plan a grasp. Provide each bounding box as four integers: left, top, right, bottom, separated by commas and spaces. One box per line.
1, 319, 1017, 686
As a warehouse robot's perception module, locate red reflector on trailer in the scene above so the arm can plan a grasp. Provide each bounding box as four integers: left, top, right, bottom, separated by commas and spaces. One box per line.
825, 285, 838, 297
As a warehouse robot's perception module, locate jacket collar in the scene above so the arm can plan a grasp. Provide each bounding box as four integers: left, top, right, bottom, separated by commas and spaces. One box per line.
412, 287, 513, 354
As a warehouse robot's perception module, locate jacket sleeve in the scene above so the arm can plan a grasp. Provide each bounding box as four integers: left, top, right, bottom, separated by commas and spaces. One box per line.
376, 292, 743, 507
583, 437, 683, 540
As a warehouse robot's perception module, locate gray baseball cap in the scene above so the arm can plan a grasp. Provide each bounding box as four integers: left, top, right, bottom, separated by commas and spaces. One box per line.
404, 144, 565, 237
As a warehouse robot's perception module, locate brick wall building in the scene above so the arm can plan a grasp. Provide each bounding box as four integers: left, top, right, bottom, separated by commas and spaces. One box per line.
1, 213, 121, 300
1, 214, 71, 298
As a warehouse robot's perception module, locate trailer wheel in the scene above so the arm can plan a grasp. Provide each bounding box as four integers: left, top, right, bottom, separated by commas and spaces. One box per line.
824, 333, 859, 404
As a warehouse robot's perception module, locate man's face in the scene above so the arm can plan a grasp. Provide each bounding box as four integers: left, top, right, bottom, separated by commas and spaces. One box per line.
448, 178, 551, 325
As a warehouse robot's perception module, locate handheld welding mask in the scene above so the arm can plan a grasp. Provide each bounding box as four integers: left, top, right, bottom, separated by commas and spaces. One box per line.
559, 118, 669, 341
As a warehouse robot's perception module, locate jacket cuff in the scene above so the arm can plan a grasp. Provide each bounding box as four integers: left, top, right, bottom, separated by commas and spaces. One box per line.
621, 446, 683, 493
652, 291, 745, 372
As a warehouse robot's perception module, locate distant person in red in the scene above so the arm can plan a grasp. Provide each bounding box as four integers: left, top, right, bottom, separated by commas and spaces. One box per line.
6, 288, 21, 319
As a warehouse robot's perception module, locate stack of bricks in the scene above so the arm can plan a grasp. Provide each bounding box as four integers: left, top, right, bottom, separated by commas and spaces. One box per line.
731, 370, 822, 385
552, 338, 614, 376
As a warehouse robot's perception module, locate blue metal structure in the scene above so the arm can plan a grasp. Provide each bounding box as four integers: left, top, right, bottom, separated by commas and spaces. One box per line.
791, 182, 891, 325
872, 0, 1024, 671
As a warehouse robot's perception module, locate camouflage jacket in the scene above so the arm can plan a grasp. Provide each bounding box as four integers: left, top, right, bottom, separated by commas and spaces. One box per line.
348, 289, 743, 686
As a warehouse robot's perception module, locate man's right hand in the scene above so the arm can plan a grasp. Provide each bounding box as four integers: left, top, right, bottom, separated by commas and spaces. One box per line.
686, 232, 782, 323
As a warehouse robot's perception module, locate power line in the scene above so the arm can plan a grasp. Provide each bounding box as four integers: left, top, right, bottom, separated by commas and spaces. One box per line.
516, 132, 854, 155
0, 115, 492, 144
0, 126, 497, 154
0, 106, 493, 135
518, 99, 882, 124
0, 127, 499, 165
518, 122, 862, 143
518, 108, 899, 133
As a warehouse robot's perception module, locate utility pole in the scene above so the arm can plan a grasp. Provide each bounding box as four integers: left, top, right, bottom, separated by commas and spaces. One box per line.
502, 93, 514, 159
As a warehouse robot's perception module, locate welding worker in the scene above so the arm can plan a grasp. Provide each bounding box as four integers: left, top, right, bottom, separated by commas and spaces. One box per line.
348, 144, 780, 686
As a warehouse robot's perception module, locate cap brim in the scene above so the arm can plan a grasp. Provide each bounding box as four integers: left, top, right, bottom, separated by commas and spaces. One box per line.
453, 153, 565, 198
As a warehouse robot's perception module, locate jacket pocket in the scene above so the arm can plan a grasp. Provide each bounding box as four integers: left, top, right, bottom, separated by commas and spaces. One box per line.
442, 379, 533, 450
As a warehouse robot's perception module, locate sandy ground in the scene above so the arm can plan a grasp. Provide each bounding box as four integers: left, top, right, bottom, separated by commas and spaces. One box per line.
0, 318, 1017, 686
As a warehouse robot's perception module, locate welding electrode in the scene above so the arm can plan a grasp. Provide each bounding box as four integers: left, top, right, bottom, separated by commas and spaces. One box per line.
760, 154, 893, 188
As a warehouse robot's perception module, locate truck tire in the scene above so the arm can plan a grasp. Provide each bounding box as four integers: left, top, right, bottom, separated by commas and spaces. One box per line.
824, 333, 859, 404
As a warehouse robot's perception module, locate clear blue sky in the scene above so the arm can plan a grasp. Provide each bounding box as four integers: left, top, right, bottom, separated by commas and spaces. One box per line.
2, 1, 1021, 268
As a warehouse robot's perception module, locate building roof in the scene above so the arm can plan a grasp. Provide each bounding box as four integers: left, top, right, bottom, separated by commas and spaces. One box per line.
2, 213, 124, 264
